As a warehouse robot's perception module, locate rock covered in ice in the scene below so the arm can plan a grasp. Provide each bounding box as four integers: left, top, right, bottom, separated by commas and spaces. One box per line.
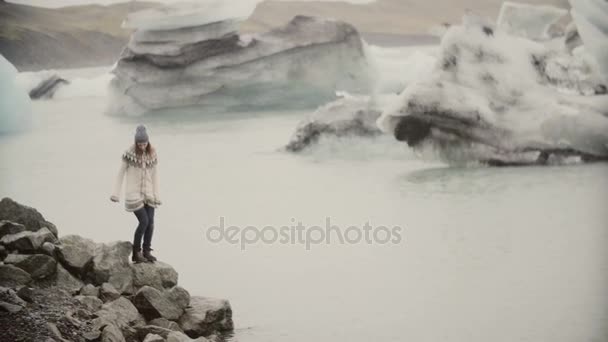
497, 1, 569, 40
0, 55, 32, 133
377, 19, 608, 166
109, 12, 372, 116
285, 92, 383, 152
570, 0, 608, 83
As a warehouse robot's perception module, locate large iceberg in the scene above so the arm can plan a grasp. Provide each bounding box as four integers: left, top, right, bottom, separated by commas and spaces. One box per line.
570, 0, 608, 83
0, 55, 32, 133
108, 2, 372, 116
377, 16, 608, 166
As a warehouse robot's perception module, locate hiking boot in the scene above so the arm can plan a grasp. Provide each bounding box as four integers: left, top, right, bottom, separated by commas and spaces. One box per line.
143, 249, 157, 263
132, 247, 146, 263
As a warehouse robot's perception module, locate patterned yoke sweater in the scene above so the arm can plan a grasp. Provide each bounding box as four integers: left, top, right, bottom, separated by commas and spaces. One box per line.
112, 145, 161, 212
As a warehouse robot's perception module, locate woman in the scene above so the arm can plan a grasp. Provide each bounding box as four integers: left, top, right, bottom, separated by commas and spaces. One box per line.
110, 125, 162, 263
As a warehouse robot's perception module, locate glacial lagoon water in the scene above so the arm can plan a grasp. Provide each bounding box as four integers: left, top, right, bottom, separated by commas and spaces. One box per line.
1, 70, 608, 342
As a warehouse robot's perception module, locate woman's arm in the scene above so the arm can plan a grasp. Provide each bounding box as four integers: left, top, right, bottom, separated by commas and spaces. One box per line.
111, 159, 128, 202
152, 165, 161, 205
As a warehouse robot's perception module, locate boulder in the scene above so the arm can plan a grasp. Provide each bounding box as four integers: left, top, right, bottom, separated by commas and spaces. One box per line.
57, 235, 96, 275
4, 253, 56, 279
0, 286, 27, 306
131, 261, 178, 290
80, 284, 99, 297
41, 242, 56, 256
75, 295, 103, 312
0, 220, 26, 238
0, 198, 58, 236
0, 300, 22, 313
136, 325, 173, 340
178, 297, 233, 338
96, 297, 142, 329
101, 323, 126, 342
55, 263, 84, 294
167, 331, 209, 342
0, 227, 57, 253
87, 241, 133, 294
16, 286, 35, 303
166, 286, 190, 311
149, 318, 183, 332
99, 282, 121, 303
133, 285, 183, 321
143, 334, 165, 342
0, 245, 7, 261
0, 264, 32, 287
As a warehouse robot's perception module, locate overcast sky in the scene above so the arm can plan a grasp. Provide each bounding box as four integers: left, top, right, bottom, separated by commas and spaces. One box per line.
7, 0, 376, 8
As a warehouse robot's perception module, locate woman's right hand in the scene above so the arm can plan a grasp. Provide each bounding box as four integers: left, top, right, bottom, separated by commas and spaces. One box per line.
110, 195, 119, 203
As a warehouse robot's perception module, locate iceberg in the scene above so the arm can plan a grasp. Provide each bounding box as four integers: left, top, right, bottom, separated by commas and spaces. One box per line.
377, 19, 608, 166
108, 3, 372, 116
497, 1, 569, 40
285, 92, 384, 152
570, 0, 608, 83
0, 55, 32, 133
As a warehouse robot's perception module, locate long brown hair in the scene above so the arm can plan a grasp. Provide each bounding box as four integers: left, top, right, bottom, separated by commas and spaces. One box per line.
134, 142, 155, 155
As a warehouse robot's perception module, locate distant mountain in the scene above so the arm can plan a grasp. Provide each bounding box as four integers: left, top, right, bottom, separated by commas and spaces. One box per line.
0, 1, 156, 71
0, 0, 570, 71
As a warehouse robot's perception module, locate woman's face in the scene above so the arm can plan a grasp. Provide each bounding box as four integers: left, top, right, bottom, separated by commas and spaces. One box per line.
137, 142, 148, 151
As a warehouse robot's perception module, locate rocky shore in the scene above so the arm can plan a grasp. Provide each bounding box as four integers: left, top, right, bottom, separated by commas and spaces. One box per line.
0, 197, 234, 342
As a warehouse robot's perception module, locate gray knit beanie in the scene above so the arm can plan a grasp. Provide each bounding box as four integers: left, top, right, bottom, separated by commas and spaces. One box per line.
134, 124, 149, 143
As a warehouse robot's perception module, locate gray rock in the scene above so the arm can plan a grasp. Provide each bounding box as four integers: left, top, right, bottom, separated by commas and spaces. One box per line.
149, 318, 184, 333
16, 286, 35, 303
143, 333, 166, 342
0, 198, 58, 236
47, 322, 70, 342
0, 286, 27, 306
0, 245, 6, 261
99, 282, 121, 303
131, 261, 178, 291
0, 264, 32, 287
41, 242, 56, 256
136, 325, 173, 340
80, 284, 99, 297
178, 297, 234, 338
55, 263, 84, 294
166, 286, 190, 311
133, 285, 183, 321
75, 295, 103, 312
96, 297, 142, 329
0, 300, 23, 313
87, 241, 133, 294
57, 235, 96, 275
0, 227, 57, 253
84, 330, 102, 341
167, 331, 209, 342
101, 323, 126, 342
0, 220, 26, 238
4, 253, 56, 279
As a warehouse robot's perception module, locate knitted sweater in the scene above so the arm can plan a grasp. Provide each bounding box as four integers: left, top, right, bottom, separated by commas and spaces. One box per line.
112, 145, 161, 212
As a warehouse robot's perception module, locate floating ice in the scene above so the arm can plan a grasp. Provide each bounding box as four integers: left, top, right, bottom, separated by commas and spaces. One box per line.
109, 15, 372, 116
0, 55, 32, 133
570, 0, 608, 82
377, 19, 608, 166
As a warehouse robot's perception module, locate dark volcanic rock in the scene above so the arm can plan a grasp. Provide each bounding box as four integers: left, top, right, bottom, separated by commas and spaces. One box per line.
0, 197, 58, 236
0, 227, 58, 253
133, 285, 183, 321
4, 253, 57, 279
0, 220, 26, 238
28, 75, 69, 99
178, 297, 234, 338
0, 263, 32, 287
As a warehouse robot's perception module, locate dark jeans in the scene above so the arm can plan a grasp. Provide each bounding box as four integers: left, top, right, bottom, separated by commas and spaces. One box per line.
133, 203, 155, 251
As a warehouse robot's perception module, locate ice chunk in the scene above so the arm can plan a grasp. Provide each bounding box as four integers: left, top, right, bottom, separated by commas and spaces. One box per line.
0, 55, 32, 133
570, 0, 608, 82
122, 0, 259, 31
497, 1, 569, 40
377, 19, 608, 166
